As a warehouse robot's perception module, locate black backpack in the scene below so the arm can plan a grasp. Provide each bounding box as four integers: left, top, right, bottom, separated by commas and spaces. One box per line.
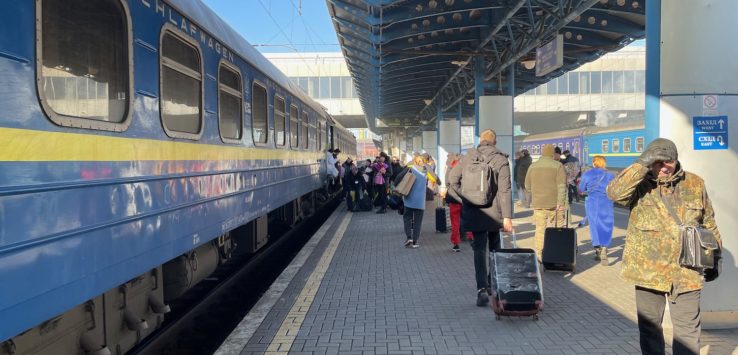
460, 151, 498, 206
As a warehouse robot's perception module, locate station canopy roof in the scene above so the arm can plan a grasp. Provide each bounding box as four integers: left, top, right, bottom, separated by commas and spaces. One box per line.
326, 0, 646, 132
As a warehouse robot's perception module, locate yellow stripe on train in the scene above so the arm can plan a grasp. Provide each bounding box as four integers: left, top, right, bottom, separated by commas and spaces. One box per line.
0, 127, 324, 162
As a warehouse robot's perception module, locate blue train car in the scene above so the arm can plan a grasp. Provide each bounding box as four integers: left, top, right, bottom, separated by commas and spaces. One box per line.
0, 0, 355, 352
583, 123, 645, 169
517, 128, 585, 161
515, 123, 644, 170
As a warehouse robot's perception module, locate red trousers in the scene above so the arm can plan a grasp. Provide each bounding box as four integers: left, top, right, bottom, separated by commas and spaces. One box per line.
448, 203, 473, 245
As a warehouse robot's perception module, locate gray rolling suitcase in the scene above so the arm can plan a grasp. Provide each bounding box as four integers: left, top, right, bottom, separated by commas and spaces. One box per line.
490, 232, 544, 320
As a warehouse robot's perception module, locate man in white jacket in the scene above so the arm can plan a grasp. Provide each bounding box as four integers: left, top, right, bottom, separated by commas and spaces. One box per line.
326, 149, 340, 192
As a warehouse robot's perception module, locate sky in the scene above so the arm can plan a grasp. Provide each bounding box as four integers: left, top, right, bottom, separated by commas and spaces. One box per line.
201, 0, 341, 53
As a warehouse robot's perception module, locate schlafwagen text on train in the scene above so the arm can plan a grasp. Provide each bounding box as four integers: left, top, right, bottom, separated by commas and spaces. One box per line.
0, 1, 355, 353
516, 122, 645, 170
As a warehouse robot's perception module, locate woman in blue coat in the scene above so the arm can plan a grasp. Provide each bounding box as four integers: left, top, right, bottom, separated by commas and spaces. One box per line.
578, 156, 615, 265
398, 155, 429, 248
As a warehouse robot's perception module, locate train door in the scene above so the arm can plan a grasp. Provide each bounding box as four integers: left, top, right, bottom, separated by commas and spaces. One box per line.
328, 125, 335, 150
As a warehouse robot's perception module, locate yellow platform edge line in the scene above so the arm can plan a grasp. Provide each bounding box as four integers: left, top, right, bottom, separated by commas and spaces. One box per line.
266, 211, 353, 353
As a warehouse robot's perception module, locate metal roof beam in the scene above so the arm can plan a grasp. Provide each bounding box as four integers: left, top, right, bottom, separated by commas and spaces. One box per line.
417, 0, 527, 119
564, 11, 644, 35
379, 3, 506, 30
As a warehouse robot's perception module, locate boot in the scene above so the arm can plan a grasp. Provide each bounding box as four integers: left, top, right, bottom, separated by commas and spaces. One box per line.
593, 246, 601, 261
476, 288, 489, 307
600, 247, 608, 265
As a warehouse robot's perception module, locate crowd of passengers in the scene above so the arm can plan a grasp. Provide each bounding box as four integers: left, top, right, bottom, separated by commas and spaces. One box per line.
326, 129, 722, 355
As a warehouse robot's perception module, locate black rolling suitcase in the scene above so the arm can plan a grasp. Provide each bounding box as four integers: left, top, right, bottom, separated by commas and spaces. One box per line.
542, 209, 577, 272
435, 207, 447, 232
490, 232, 544, 320
358, 192, 373, 211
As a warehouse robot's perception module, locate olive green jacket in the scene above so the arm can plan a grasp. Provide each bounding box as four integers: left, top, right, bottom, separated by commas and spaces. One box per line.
606, 162, 722, 293
524, 156, 567, 209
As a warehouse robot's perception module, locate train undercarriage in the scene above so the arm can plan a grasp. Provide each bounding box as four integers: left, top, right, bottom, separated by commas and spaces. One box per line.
1, 188, 337, 355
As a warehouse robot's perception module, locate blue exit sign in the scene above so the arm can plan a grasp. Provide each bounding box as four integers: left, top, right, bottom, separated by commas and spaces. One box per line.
693, 116, 728, 150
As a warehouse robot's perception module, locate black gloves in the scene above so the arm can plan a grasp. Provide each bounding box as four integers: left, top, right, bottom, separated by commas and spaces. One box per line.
637, 149, 674, 167
637, 138, 679, 167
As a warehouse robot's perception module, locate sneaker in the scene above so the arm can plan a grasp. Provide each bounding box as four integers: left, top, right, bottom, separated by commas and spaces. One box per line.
404, 239, 413, 247
476, 289, 489, 307
452, 244, 460, 252
412, 244, 420, 249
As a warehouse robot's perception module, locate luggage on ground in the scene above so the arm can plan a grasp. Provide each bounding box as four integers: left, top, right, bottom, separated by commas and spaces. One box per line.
490, 232, 544, 320
358, 192, 373, 211
435, 207, 447, 232
542, 209, 577, 272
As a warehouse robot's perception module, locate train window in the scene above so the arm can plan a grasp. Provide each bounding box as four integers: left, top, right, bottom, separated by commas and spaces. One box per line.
274, 96, 286, 146
636, 137, 645, 152
251, 82, 268, 144
38, 0, 132, 130
612, 139, 620, 153
565, 142, 570, 152
602, 139, 609, 153
302, 111, 309, 149
623, 138, 632, 153
290, 105, 299, 148
161, 31, 203, 137
218, 64, 242, 141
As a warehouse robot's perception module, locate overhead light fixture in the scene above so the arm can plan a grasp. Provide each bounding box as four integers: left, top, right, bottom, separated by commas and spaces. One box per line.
521, 59, 536, 70
423, 99, 433, 105
466, 98, 475, 105
450, 60, 468, 67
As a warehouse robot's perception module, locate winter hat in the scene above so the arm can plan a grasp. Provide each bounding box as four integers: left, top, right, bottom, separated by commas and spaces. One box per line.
541, 144, 555, 157
645, 138, 678, 161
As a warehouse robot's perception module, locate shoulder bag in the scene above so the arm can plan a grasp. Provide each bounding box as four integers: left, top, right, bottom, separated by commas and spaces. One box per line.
660, 191, 721, 281
393, 168, 416, 197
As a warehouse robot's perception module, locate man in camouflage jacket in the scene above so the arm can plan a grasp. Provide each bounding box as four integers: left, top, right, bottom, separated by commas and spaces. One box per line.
606, 138, 722, 355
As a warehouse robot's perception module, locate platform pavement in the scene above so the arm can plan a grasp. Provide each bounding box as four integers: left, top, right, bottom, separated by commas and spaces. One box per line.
217, 200, 738, 355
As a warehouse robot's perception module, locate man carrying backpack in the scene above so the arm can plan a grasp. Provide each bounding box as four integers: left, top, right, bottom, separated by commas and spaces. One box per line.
447, 129, 513, 307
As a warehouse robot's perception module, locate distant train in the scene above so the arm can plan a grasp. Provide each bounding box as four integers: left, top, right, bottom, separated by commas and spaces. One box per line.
0, 0, 355, 353
516, 122, 646, 169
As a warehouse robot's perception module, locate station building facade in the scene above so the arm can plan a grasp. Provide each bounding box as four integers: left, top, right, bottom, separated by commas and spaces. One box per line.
266, 45, 646, 159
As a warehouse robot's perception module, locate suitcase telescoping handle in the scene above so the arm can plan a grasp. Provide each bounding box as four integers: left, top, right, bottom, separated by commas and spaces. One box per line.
502, 231, 517, 249
554, 206, 571, 228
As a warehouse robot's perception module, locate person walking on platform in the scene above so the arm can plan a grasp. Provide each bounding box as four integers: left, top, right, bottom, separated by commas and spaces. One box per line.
562, 150, 582, 203
578, 156, 614, 265
515, 149, 532, 208
607, 138, 722, 355
443, 154, 465, 252
447, 129, 513, 307
525, 144, 567, 260
395, 155, 429, 248
344, 165, 365, 212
